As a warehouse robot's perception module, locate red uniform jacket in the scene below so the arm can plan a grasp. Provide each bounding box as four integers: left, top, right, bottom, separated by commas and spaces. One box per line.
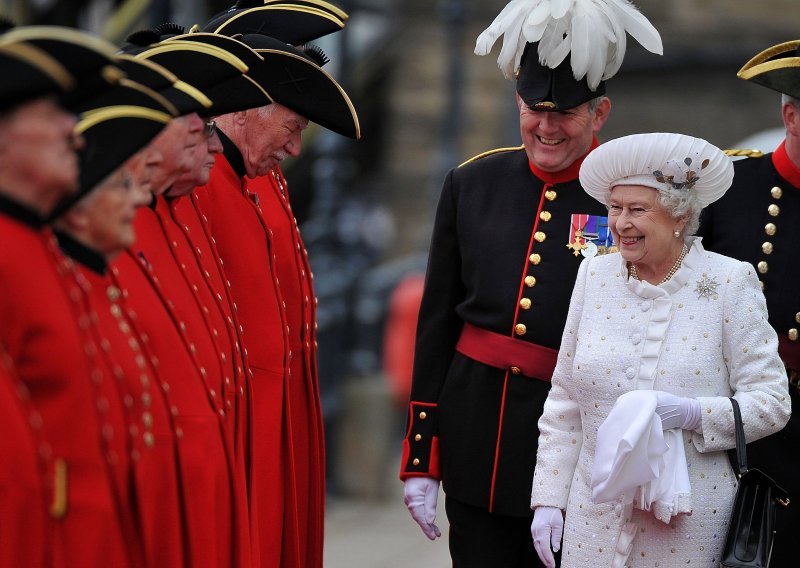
0, 196, 133, 567
193, 134, 324, 568
127, 195, 251, 566
0, 347, 46, 568
58, 232, 184, 568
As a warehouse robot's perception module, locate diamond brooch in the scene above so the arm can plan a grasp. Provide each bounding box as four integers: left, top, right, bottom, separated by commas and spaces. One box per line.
694, 273, 719, 300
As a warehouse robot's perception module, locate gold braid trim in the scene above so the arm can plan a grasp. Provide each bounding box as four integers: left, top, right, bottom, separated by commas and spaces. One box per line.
724, 148, 765, 158
459, 145, 524, 168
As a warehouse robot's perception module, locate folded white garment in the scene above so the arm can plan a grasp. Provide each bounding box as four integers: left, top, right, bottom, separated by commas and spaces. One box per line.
591, 390, 692, 523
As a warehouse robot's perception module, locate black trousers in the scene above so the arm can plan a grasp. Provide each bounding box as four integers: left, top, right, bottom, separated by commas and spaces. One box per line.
445, 496, 556, 568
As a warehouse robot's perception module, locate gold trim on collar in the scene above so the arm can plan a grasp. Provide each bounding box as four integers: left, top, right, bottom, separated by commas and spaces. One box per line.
263, 0, 349, 21
137, 41, 249, 73
77, 105, 172, 133
0, 42, 74, 90
459, 146, 524, 168
724, 148, 765, 158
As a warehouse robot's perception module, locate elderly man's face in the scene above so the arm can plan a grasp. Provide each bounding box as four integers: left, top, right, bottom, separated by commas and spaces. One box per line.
169, 120, 223, 196
124, 144, 163, 205
241, 103, 308, 179
148, 113, 204, 194
607, 185, 687, 273
0, 96, 81, 199
518, 96, 610, 173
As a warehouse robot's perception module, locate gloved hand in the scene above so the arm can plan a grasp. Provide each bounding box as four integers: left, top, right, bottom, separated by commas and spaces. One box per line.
655, 391, 701, 430
403, 477, 442, 540
531, 506, 563, 568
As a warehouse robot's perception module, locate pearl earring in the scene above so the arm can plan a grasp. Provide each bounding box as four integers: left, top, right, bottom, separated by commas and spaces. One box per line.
674, 230, 680, 238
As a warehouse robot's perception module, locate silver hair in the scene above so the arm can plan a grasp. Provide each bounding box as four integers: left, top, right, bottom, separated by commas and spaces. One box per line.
781, 93, 800, 108
586, 96, 606, 112
603, 185, 702, 236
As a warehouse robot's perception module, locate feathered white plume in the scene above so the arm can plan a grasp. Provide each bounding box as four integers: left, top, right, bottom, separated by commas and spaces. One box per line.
474, 0, 663, 88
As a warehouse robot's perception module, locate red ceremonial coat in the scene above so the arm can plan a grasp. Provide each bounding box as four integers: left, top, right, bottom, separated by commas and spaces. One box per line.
57, 232, 184, 568
191, 135, 324, 568
0, 196, 134, 567
0, 347, 46, 568
125, 195, 251, 566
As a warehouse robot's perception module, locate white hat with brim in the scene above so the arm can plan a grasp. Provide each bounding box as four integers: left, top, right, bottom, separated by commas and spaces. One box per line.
579, 132, 734, 208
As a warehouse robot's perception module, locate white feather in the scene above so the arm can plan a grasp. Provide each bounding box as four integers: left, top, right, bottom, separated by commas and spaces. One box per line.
475, 0, 663, 87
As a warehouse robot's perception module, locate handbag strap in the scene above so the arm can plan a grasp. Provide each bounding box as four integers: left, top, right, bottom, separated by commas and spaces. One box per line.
728, 397, 748, 476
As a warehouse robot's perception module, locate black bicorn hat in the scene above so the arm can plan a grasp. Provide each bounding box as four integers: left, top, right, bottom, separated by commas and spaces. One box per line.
49, 95, 174, 220
737, 40, 800, 100
516, 42, 606, 112
201, 0, 345, 45
239, 33, 359, 138
0, 25, 123, 111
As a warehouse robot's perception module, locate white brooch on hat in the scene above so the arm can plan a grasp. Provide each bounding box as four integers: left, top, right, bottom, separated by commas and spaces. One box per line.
474, 0, 663, 86
653, 155, 711, 191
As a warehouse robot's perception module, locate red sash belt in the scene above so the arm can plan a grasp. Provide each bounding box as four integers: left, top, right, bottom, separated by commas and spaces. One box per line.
779, 335, 800, 372
455, 322, 557, 382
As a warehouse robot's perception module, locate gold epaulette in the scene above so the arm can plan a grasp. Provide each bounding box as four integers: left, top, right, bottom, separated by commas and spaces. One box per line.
724, 148, 765, 158
458, 146, 524, 168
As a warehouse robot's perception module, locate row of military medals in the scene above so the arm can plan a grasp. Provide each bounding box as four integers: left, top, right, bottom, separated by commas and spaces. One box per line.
566, 214, 616, 258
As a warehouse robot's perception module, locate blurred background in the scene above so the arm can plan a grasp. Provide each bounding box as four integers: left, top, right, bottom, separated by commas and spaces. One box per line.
4, 0, 800, 565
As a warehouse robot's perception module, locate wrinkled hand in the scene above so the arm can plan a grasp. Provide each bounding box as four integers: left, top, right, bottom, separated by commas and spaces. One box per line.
403, 477, 442, 540
655, 391, 701, 430
531, 506, 563, 568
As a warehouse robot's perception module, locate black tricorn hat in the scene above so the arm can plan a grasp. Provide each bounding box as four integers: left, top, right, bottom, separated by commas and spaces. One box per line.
0, 42, 75, 110
111, 55, 212, 115
132, 39, 253, 116
737, 40, 800, 100
516, 42, 606, 112
201, 1, 345, 45
0, 26, 123, 111
163, 32, 273, 115
50, 100, 173, 220
240, 33, 359, 138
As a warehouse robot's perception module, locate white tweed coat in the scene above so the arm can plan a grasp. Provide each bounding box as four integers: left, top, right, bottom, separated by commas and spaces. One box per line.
530, 237, 790, 567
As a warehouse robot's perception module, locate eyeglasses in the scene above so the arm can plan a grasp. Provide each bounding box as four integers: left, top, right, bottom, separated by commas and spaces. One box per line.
204, 120, 217, 138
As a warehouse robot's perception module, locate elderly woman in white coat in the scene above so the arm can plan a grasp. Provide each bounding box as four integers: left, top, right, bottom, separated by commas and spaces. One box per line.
529, 132, 790, 568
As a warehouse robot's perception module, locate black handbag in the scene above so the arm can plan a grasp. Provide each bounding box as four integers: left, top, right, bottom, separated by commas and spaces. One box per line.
720, 397, 790, 568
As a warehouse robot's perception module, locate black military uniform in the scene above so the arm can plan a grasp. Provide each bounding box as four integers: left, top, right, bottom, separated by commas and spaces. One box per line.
697, 40, 800, 567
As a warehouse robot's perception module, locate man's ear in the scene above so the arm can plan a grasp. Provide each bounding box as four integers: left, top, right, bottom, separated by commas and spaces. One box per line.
592, 97, 612, 132
233, 110, 248, 126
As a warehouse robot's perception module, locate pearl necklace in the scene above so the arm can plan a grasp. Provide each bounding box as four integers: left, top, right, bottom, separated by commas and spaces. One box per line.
629, 244, 688, 285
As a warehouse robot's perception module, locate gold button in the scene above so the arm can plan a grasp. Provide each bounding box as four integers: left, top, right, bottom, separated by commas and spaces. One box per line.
412, 458, 420, 466
419, 411, 427, 420
515, 323, 527, 336
414, 434, 422, 442
757, 261, 768, 274
768, 204, 780, 217
510, 366, 521, 375
520, 298, 532, 309
795, 312, 800, 324
771, 186, 783, 199
529, 253, 541, 265
524, 276, 536, 287
107, 286, 121, 301
539, 211, 552, 222
789, 328, 799, 341
544, 190, 557, 201
762, 242, 774, 255
759, 280, 765, 291
765, 223, 777, 236
534, 231, 546, 243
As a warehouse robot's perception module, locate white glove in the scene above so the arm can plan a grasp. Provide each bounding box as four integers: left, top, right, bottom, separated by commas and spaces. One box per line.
403, 477, 442, 540
655, 391, 701, 430
531, 506, 563, 568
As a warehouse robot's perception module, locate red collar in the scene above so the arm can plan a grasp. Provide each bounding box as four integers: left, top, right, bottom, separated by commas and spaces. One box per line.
771, 140, 800, 189
528, 137, 599, 184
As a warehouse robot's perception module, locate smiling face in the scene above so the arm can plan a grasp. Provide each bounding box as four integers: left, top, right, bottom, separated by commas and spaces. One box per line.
607, 184, 688, 280
518, 95, 610, 173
